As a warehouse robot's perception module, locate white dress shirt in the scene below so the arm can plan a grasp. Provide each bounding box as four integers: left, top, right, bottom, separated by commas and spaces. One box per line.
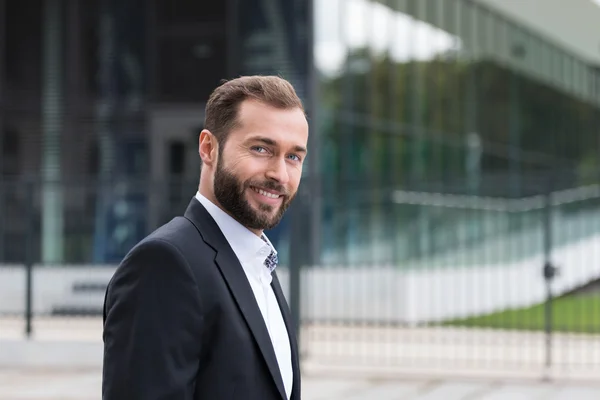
195, 192, 293, 399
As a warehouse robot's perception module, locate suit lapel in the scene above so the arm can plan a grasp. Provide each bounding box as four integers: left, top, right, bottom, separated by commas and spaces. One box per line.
271, 271, 300, 399
183, 199, 287, 400
214, 250, 287, 399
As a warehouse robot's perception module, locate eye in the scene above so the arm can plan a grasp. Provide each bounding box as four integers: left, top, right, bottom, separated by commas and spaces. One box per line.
251, 146, 268, 153
288, 154, 302, 162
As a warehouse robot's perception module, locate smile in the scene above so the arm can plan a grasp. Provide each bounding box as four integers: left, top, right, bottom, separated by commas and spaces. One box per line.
250, 186, 282, 199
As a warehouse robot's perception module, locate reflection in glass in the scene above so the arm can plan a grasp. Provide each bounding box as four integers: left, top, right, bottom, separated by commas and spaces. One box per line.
315, 0, 461, 78
314, 0, 600, 265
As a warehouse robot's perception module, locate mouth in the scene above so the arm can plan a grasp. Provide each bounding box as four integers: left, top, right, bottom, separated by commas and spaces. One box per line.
249, 186, 284, 205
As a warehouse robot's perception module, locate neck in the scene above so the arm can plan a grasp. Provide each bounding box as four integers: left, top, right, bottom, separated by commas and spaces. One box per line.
198, 183, 217, 208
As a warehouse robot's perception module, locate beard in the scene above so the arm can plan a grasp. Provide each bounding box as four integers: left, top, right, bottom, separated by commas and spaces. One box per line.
213, 156, 295, 231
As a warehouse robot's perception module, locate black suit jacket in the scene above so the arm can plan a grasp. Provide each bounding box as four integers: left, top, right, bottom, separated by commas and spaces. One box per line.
102, 199, 301, 400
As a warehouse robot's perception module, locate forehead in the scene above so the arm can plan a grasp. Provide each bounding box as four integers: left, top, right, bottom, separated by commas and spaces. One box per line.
231, 100, 308, 146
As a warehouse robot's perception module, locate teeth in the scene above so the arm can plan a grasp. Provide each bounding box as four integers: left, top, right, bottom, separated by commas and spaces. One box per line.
253, 187, 279, 199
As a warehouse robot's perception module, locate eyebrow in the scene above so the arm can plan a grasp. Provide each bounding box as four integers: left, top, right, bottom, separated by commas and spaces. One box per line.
249, 136, 307, 154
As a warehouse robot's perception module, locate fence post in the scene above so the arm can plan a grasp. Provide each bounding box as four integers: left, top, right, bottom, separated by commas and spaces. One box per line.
24, 178, 35, 338
288, 193, 306, 344
0, 181, 4, 262
542, 184, 558, 379
0, 0, 4, 262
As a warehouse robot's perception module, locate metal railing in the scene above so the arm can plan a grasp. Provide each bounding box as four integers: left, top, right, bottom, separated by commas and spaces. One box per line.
2, 178, 600, 380
300, 183, 600, 379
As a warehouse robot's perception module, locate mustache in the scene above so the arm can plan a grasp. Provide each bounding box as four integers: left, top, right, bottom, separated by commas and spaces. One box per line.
246, 180, 288, 196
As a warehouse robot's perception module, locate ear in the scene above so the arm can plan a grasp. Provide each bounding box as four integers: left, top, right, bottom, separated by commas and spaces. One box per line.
199, 129, 218, 168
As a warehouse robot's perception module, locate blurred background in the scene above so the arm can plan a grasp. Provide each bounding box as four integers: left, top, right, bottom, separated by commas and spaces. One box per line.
1, 0, 600, 398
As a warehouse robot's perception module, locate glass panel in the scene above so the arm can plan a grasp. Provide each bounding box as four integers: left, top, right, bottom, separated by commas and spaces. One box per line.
314, 0, 600, 266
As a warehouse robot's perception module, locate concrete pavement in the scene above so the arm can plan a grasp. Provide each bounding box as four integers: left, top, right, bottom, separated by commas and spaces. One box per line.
3, 317, 600, 399
4, 317, 600, 380
2, 368, 600, 399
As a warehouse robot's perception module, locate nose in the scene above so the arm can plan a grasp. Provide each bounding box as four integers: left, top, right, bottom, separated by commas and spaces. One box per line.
265, 157, 290, 185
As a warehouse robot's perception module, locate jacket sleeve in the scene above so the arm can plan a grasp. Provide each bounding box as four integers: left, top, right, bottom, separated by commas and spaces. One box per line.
102, 238, 204, 400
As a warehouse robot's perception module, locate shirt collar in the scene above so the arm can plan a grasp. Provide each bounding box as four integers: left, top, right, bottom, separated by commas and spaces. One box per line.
194, 192, 276, 267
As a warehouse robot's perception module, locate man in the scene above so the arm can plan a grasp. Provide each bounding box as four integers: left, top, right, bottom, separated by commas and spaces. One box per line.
102, 75, 309, 400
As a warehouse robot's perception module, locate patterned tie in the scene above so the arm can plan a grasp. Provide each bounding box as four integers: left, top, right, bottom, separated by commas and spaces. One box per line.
261, 235, 278, 273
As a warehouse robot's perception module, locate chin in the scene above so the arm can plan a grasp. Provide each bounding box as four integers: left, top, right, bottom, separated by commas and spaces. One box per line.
258, 210, 282, 226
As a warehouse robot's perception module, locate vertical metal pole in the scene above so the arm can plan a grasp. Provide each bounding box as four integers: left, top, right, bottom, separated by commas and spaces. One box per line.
93, 0, 117, 263
542, 179, 557, 379
41, 0, 64, 263
543, 191, 552, 367
288, 190, 308, 343
389, 0, 400, 264
306, 0, 320, 268
145, 0, 160, 232
594, 66, 600, 182
288, 0, 314, 352
66, 0, 81, 136
0, 0, 4, 105
0, 0, 5, 261
340, 0, 353, 265
25, 178, 35, 338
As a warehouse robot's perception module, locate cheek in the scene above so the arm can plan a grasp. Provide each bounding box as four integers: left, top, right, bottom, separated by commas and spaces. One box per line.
227, 156, 256, 175
230, 153, 260, 169
237, 164, 266, 186
288, 169, 303, 189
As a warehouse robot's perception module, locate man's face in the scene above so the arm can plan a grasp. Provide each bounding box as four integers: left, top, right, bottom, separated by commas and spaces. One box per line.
212, 100, 308, 232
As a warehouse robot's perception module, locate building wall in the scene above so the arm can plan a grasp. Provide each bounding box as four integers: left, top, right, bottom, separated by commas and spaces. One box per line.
475, 0, 600, 65
1, 0, 598, 267
0, 0, 311, 265
313, 0, 600, 264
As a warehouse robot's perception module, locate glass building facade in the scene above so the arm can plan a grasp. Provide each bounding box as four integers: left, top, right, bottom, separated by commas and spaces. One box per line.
315, 0, 600, 194
1, 0, 599, 267
0, 0, 311, 265
313, 0, 600, 265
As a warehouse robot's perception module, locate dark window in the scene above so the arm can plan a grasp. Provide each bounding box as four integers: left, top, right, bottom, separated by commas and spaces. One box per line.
81, 0, 146, 97
80, 0, 101, 95
1, 125, 20, 176
5, 0, 42, 90
156, 33, 227, 102
88, 141, 99, 176
156, 0, 226, 26
2, 127, 18, 155
154, 0, 228, 103
168, 140, 185, 175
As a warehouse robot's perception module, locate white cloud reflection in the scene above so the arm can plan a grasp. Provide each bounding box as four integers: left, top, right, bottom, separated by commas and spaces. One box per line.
314, 0, 462, 76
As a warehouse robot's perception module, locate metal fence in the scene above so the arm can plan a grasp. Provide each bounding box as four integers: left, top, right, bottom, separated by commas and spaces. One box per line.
300, 182, 600, 379
0, 178, 202, 338
2, 179, 600, 379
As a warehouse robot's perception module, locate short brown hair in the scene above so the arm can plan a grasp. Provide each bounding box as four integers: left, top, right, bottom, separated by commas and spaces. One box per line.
204, 75, 304, 145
